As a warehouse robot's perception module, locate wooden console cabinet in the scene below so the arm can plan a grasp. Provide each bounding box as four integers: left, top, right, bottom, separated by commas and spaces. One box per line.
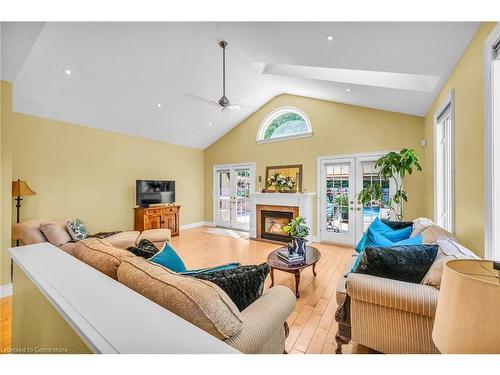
134, 205, 180, 236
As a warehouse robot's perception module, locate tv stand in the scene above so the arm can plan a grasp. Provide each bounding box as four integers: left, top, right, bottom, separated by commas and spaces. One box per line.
134, 204, 180, 236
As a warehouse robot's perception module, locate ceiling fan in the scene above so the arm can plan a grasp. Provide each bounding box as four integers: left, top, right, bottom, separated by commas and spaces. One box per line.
185, 40, 252, 112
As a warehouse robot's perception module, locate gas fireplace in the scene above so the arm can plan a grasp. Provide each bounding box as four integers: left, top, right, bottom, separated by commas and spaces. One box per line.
260, 210, 293, 242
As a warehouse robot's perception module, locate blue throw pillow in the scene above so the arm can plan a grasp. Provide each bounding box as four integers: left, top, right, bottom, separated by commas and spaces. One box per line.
355, 217, 412, 252
149, 243, 187, 273
179, 263, 240, 276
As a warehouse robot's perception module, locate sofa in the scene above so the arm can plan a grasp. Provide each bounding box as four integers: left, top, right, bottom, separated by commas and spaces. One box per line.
12, 218, 171, 255
334, 218, 479, 354
12, 220, 296, 354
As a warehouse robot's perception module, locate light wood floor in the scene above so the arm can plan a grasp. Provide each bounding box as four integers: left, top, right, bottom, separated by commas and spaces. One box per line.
0, 226, 373, 354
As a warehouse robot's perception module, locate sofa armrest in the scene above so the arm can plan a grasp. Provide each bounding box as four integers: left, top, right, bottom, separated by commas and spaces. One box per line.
347, 273, 439, 318
224, 286, 296, 353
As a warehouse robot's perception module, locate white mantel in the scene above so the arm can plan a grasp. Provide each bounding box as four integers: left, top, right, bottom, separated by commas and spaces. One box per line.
249, 192, 316, 240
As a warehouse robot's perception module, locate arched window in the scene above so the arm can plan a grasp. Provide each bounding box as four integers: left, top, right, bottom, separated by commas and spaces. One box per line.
257, 107, 312, 143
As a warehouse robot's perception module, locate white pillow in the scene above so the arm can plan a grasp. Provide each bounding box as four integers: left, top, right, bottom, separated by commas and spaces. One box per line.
411, 217, 434, 237
421, 239, 480, 288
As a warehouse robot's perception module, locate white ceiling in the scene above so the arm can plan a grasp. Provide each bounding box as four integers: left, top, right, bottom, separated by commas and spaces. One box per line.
2, 22, 479, 149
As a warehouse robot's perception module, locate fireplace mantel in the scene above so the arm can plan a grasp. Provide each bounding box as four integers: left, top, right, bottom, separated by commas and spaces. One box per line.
249, 192, 316, 241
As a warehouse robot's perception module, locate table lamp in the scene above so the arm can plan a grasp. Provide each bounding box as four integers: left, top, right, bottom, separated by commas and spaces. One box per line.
432, 259, 500, 353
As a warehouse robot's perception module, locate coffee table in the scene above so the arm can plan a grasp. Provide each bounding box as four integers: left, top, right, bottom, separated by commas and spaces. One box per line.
267, 245, 321, 298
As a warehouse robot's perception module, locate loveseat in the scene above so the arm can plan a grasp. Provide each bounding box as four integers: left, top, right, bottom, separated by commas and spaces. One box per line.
334, 218, 480, 354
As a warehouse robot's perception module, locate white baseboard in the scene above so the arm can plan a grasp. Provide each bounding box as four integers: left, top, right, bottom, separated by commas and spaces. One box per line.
0, 283, 12, 298
179, 221, 213, 231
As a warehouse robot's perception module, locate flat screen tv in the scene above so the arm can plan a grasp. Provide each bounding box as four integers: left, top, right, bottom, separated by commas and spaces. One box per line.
136, 180, 175, 207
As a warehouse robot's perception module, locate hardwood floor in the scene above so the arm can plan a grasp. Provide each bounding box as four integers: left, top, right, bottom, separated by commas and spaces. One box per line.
0, 226, 373, 354
0, 295, 12, 354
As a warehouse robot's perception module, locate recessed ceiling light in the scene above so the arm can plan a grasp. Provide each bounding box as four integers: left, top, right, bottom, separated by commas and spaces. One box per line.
63, 68, 72, 75
346, 88, 352, 92
327, 35, 334, 41
156, 103, 162, 108
208, 122, 213, 126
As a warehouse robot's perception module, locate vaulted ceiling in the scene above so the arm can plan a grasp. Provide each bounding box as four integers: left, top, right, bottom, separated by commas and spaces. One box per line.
1, 22, 479, 149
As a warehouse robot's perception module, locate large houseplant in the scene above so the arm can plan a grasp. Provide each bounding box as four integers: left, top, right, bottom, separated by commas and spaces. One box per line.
283, 216, 310, 256
357, 148, 422, 221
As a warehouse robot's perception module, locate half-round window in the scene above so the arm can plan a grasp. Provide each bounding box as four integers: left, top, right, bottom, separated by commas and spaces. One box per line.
257, 107, 312, 143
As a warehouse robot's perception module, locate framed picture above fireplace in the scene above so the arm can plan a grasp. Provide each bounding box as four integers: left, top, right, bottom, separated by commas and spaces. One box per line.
265, 164, 302, 193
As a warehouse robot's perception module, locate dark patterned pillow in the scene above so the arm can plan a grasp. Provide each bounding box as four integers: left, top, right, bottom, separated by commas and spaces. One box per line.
66, 219, 90, 241
355, 245, 439, 284
127, 239, 160, 259
381, 219, 414, 230
193, 263, 270, 311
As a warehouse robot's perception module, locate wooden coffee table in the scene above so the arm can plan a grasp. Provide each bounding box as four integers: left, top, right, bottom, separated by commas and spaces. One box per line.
267, 245, 321, 298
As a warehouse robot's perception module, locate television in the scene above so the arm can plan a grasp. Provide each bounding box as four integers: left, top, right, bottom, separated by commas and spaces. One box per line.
136, 180, 175, 207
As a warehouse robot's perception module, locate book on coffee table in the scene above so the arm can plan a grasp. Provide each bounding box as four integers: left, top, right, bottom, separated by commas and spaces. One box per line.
277, 250, 305, 264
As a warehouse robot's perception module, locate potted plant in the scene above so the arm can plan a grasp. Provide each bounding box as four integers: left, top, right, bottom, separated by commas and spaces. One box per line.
283, 216, 310, 256
356, 148, 422, 221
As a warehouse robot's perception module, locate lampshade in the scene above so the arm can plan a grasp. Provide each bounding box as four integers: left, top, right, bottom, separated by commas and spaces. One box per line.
12, 180, 36, 197
432, 259, 500, 353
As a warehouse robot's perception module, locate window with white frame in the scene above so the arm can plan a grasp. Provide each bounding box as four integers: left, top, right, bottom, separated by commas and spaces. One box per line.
434, 91, 455, 233
256, 107, 312, 143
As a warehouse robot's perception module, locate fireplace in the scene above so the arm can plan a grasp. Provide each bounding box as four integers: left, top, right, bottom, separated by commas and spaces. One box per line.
260, 210, 293, 243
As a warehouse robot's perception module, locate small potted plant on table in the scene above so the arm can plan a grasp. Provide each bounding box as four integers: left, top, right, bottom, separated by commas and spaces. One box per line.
283, 216, 310, 256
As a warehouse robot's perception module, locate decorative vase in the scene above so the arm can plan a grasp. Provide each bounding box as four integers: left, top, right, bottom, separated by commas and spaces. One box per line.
295, 238, 306, 256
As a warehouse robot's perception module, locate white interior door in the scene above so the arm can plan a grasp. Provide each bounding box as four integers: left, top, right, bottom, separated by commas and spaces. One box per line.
213, 164, 254, 231
319, 154, 395, 246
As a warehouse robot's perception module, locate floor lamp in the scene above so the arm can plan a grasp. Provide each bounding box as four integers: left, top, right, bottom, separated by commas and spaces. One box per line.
11, 179, 36, 281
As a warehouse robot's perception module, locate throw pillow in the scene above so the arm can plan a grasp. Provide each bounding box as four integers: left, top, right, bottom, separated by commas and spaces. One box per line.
179, 263, 241, 276
355, 245, 439, 283
66, 219, 90, 241
381, 219, 414, 230
421, 240, 480, 288
365, 227, 423, 248
149, 242, 187, 273
355, 217, 412, 252
193, 263, 270, 311
410, 217, 434, 237
350, 230, 424, 273
40, 222, 72, 246
127, 239, 161, 259
420, 225, 457, 244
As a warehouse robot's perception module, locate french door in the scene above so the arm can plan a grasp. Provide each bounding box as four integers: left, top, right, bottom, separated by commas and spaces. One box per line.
213, 163, 255, 231
318, 153, 396, 246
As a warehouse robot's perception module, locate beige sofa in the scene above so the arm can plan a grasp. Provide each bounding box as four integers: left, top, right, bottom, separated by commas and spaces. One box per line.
334, 219, 475, 354
13, 220, 296, 354
12, 218, 170, 254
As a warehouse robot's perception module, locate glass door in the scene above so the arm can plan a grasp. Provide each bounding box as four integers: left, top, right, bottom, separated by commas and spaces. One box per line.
319, 154, 395, 246
319, 158, 356, 244
232, 168, 251, 231
213, 164, 254, 231
355, 158, 394, 242
215, 169, 232, 228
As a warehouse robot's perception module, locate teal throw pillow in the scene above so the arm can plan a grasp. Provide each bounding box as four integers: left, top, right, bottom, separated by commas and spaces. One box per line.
355, 217, 412, 252
149, 243, 187, 273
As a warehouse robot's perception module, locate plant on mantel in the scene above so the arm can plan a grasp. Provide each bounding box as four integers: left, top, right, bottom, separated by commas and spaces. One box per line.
356, 148, 422, 222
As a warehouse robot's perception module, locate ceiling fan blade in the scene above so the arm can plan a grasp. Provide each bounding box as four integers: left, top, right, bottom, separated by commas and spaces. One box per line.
184, 94, 220, 108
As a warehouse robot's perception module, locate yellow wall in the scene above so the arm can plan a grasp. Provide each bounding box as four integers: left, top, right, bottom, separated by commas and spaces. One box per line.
1, 81, 204, 286
204, 94, 426, 234
423, 23, 497, 257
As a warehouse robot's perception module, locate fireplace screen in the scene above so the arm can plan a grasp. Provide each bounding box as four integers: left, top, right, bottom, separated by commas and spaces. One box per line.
261, 210, 293, 242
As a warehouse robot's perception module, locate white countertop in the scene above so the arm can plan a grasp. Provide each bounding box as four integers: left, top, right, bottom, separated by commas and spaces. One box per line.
10, 243, 238, 354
